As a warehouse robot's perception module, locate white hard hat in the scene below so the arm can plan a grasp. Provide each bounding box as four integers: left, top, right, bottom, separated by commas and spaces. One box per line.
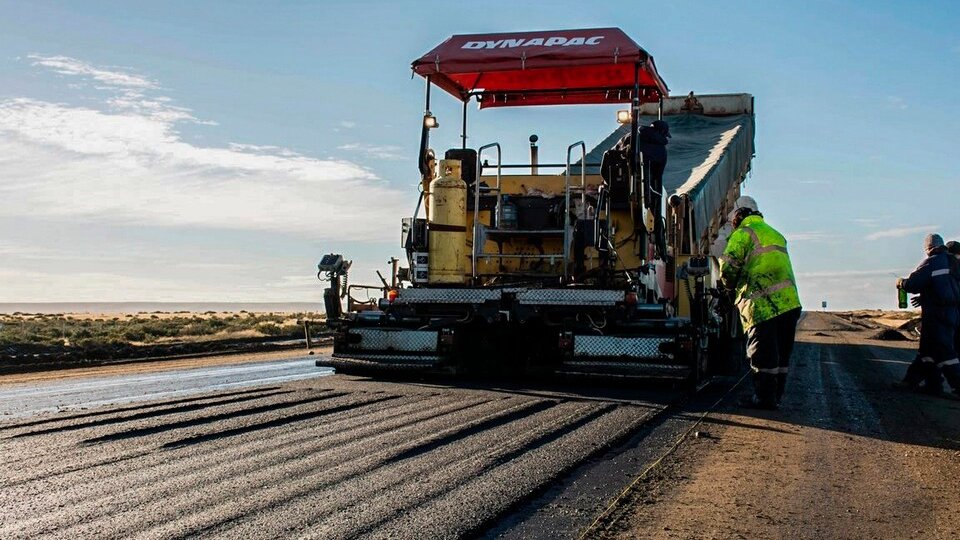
734, 195, 758, 212
727, 195, 759, 222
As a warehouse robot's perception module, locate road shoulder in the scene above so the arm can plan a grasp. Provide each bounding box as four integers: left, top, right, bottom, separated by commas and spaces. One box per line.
586, 312, 960, 540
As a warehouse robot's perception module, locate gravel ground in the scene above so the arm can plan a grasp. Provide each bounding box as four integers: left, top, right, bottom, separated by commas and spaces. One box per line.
585, 312, 960, 540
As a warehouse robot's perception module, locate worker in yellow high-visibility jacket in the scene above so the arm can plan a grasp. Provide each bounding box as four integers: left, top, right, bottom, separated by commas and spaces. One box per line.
719, 196, 802, 409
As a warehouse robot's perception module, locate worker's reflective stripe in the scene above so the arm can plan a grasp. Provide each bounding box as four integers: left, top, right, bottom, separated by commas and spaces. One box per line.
751, 366, 789, 375
931, 268, 951, 277
744, 279, 797, 301
753, 245, 788, 256
939, 358, 960, 367
921, 356, 936, 364
747, 244, 788, 261
723, 215, 801, 330
752, 366, 781, 374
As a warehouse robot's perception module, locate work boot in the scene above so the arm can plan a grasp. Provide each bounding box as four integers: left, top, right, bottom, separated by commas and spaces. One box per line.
738, 394, 777, 410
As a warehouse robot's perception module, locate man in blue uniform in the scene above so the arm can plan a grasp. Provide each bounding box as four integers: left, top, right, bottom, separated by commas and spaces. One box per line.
895, 234, 960, 397
948, 240, 960, 382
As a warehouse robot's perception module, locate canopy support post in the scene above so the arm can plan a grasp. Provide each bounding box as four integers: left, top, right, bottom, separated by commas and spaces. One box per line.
631, 64, 648, 262
630, 65, 640, 177
424, 75, 431, 111
418, 76, 432, 177
461, 98, 468, 149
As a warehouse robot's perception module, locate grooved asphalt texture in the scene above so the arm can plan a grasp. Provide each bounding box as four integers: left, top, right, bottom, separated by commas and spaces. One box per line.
0, 373, 675, 539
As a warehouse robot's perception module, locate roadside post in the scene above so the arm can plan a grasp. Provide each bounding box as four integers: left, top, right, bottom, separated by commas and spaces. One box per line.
302, 320, 313, 353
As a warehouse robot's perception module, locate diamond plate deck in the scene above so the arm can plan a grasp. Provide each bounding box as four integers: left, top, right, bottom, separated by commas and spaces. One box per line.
573, 335, 673, 359
394, 288, 502, 305
515, 289, 623, 306
351, 328, 438, 352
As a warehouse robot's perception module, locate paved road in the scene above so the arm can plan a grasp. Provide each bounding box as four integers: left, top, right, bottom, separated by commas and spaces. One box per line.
0, 356, 333, 418
6, 313, 954, 539
0, 358, 681, 539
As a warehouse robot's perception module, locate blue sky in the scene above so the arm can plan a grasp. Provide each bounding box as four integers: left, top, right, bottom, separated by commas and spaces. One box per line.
0, 0, 957, 309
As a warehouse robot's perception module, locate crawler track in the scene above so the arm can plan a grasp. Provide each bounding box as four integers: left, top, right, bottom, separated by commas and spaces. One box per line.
0, 374, 676, 539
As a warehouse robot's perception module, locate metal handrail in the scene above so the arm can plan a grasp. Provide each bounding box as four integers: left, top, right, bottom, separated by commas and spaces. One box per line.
473, 142, 502, 281
564, 141, 586, 284
478, 162, 602, 170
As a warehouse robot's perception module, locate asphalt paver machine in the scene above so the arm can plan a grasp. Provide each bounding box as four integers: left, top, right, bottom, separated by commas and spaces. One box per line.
318, 28, 755, 384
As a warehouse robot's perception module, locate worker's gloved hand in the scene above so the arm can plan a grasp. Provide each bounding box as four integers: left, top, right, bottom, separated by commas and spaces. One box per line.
910, 295, 922, 308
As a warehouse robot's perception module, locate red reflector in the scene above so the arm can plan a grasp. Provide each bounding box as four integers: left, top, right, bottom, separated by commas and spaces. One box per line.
387, 289, 399, 303
624, 292, 638, 306
558, 332, 574, 351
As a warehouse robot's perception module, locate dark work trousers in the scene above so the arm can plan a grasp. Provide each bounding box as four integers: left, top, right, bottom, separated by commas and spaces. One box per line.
904, 309, 960, 392
745, 308, 802, 405
643, 158, 667, 257
955, 318, 960, 389
643, 159, 666, 215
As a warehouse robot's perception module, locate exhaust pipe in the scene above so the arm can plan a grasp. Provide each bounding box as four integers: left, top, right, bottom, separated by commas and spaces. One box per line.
529, 134, 539, 175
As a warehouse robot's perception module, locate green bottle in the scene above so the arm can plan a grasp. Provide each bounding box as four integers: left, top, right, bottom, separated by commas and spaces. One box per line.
898, 287, 908, 309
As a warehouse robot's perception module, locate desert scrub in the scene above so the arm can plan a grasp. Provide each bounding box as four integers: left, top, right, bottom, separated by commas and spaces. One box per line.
255, 322, 304, 337
0, 312, 324, 347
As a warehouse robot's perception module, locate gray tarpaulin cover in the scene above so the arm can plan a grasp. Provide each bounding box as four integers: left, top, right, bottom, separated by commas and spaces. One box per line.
574, 113, 755, 243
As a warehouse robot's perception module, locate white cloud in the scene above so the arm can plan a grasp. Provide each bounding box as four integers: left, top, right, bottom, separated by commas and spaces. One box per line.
885, 95, 908, 110
339, 121, 356, 129
784, 231, 834, 242
269, 275, 319, 289
30, 54, 213, 126
849, 217, 881, 227
227, 143, 298, 156
0, 56, 409, 241
337, 142, 408, 161
0, 266, 321, 302
796, 269, 905, 279
29, 54, 158, 89
0, 267, 199, 302
0, 240, 55, 259
865, 225, 940, 241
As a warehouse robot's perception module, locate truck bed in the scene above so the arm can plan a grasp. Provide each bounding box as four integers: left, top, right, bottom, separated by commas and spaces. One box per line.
576, 94, 755, 246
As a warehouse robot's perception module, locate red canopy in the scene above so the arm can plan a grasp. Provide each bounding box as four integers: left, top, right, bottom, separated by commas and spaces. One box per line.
412, 28, 668, 109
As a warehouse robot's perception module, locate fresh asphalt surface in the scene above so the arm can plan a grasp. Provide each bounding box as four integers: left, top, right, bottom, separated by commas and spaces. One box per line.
0, 351, 698, 539
0, 357, 334, 418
